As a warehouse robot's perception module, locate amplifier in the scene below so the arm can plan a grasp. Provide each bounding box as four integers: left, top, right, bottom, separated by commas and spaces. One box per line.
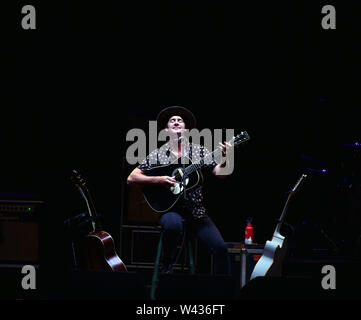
0, 199, 42, 221
0, 199, 43, 263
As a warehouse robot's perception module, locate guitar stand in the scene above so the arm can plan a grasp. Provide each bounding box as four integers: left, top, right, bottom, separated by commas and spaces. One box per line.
63, 212, 94, 269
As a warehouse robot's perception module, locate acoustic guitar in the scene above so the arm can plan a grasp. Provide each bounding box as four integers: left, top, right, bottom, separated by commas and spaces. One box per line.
142, 132, 250, 213
71, 170, 127, 272
250, 173, 307, 280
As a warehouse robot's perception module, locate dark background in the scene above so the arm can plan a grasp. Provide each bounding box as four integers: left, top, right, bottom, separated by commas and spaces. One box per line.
2, 2, 361, 278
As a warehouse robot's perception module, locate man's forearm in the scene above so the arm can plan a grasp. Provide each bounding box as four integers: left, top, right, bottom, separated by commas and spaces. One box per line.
127, 171, 159, 186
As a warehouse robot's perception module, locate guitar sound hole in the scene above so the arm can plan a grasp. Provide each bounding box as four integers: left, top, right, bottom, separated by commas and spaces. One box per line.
173, 170, 183, 182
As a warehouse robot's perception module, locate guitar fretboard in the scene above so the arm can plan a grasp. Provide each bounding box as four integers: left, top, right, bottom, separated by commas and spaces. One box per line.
179, 132, 249, 178
183, 147, 223, 177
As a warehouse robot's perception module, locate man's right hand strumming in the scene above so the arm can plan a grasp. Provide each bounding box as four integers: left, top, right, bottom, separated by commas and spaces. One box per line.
157, 176, 176, 187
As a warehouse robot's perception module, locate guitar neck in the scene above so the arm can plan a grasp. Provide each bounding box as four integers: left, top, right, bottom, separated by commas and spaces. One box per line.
274, 194, 293, 235
182, 132, 249, 177
184, 147, 222, 177
78, 187, 102, 231
274, 174, 307, 235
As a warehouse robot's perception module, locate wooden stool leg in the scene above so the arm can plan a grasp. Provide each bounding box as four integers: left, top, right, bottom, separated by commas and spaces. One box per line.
150, 231, 164, 300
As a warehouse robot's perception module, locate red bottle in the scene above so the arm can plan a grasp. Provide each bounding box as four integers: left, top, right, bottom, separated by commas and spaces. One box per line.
245, 218, 254, 244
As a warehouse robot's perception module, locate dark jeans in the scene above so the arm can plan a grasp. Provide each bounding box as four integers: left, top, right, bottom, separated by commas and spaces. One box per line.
159, 211, 230, 275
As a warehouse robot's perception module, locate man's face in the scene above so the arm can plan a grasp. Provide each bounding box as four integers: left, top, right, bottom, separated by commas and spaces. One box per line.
167, 115, 186, 135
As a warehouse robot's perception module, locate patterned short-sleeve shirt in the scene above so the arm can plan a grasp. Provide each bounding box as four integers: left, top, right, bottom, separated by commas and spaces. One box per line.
138, 140, 218, 219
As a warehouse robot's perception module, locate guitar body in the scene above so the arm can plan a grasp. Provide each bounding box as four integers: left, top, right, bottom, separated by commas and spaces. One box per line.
141, 132, 250, 213
250, 234, 287, 279
250, 174, 307, 281
143, 161, 202, 213
79, 230, 127, 272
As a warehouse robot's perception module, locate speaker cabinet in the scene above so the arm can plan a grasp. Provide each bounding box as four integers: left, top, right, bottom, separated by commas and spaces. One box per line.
0, 200, 42, 263
0, 221, 39, 262
126, 186, 159, 224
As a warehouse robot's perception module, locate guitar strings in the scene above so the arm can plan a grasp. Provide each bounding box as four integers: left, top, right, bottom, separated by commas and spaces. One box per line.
183, 136, 237, 177
180, 133, 248, 178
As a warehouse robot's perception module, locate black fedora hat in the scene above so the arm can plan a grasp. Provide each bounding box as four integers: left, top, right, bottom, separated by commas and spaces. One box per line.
156, 106, 196, 130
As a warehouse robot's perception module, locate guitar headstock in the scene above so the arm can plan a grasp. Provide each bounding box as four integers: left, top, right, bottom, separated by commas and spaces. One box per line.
70, 170, 98, 220
291, 173, 307, 193
71, 169, 87, 191
230, 131, 250, 147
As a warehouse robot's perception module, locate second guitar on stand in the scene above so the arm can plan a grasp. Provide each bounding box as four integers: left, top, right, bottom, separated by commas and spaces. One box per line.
250, 174, 307, 280
71, 170, 127, 272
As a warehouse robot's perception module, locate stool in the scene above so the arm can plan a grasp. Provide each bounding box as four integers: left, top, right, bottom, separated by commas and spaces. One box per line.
150, 223, 195, 300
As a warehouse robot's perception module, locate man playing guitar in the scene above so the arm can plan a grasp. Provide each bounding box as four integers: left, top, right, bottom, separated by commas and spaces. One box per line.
127, 106, 232, 275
